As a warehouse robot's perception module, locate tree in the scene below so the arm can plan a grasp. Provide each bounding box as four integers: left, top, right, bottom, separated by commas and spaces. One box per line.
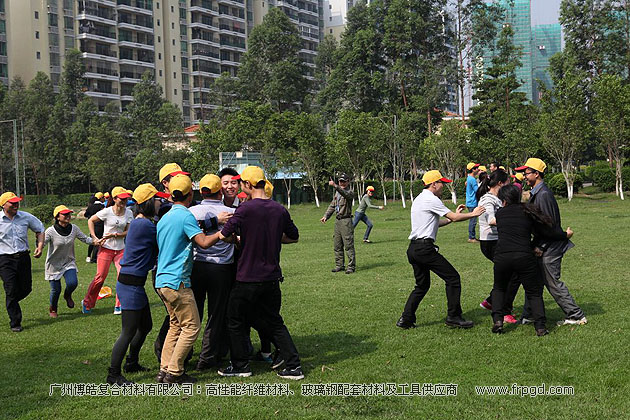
422, 119, 472, 203
59, 49, 86, 111
292, 113, 326, 207
592, 74, 630, 199
538, 52, 590, 201
236, 8, 308, 111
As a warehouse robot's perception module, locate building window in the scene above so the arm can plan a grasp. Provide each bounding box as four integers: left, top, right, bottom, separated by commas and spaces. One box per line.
157, 2, 159, 9
172, 39, 175, 45
329, 17, 332, 21
173, 72, 176, 79
330, 29, 332, 34
35, 11, 39, 19
173, 55, 176, 62
171, 22, 174, 29
158, 53, 161, 59
157, 19, 160, 26
174, 88, 177, 95
36, 31, 40, 39
36, 51, 41, 59
171, 5, 174, 12
158, 36, 161, 42
159, 69, 163, 77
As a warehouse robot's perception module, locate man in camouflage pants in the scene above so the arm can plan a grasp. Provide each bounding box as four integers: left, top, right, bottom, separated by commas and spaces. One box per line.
320, 174, 356, 274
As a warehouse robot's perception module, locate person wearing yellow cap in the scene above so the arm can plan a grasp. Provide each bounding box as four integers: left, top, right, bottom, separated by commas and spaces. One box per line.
465, 162, 481, 243
154, 173, 224, 384
106, 183, 169, 385
396, 170, 485, 330
0, 192, 45, 332
218, 167, 241, 208
320, 173, 356, 274
84, 193, 106, 263
515, 158, 587, 326
216, 166, 303, 380
43, 206, 95, 319
510, 172, 524, 193
188, 174, 236, 370
353, 186, 383, 243
82, 187, 133, 315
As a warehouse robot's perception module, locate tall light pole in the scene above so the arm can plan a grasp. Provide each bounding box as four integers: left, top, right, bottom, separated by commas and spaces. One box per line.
0, 119, 20, 197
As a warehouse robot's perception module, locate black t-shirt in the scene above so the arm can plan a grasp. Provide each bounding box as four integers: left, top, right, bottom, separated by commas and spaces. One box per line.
85, 202, 105, 237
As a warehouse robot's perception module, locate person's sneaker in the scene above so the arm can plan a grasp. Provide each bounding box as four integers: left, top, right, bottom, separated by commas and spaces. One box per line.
536, 328, 549, 336
556, 316, 587, 326
520, 317, 534, 325
64, 293, 75, 309
253, 350, 273, 363
331, 267, 345, 273
86, 257, 91, 263
277, 366, 304, 380
113, 306, 122, 315
445, 317, 474, 329
271, 351, 285, 370
156, 370, 167, 383
49, 306, 58, 318
363, 239, 372, 243
217, 364, 252, 377
396, 317, 417, 330
10, 326, 23, 332
81, 300, 91, 314
467, 238, 479, 243
491, 321, 504, 334
123, 361, 149, 373
479, 300, 492, 311
164, 372, 197, 384
345, 269, 355, 274
503, 314, 517, 324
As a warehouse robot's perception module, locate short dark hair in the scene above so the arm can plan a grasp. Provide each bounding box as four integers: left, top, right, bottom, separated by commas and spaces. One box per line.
172, 190, 191, 202
134, 199, 156, 218
218, 167, 239, 178
201, 189, 221, 199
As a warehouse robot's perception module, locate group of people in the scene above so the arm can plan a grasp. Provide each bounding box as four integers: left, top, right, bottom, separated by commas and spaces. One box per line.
397, 158, 587, 336
0, 156, 588, 386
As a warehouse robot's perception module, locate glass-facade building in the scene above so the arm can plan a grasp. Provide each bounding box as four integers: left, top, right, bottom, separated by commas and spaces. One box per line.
532, 23, 561, 104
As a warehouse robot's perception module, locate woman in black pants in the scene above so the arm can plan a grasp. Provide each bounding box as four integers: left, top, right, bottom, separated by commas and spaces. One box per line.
107, 184, 166, 385
491, 185, 573, 336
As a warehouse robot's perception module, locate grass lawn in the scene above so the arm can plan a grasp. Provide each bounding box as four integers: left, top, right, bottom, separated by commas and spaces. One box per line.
1, 194, 628, 419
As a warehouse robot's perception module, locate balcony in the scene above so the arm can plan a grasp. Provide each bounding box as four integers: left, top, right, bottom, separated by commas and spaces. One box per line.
117, 0, 153, 16
219, 24, 245, 36
85, 87, 119, 99
78, 26, 118, 43
219, 40, 245, 51
85, 66, 120, 81
49, 45, 60, 53
81, 50, 119, 63
191, 36, 220, 49
64, 8, 74, 17
217, 0, 245, 6
190, 21, 219, 31
190, 0, 219, 11
118, 36, 154, 50
49, 26, 59, 34
76, 10, 117, 26
119, 58, 155, 68
218, 12, 245, 23
118, 21, 154, 33
90, 0, 117, 6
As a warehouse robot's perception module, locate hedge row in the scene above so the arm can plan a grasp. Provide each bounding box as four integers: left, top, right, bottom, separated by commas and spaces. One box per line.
588, 167, 630, 192
22, 193, 94, 208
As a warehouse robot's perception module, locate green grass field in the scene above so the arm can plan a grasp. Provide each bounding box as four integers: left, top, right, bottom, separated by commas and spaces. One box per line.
1, 194, 629, 419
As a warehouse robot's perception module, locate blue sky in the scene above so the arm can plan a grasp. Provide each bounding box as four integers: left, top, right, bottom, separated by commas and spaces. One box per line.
532, 0, 562, 25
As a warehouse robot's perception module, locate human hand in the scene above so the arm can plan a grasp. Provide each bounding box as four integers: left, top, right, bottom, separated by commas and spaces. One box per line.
566, 227, 573, 239
533, 247, 544, 257
33, 247, 43, 258
379, 206, 384, 210
217, 211, 232, 225
328, 180, 335, 187
456, 204, 466, 214
472, 206, 485, 217
320, 217, 327, 223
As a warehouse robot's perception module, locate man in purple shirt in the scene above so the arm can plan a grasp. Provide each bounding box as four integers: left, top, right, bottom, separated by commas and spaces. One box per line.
217, 166, 303, 380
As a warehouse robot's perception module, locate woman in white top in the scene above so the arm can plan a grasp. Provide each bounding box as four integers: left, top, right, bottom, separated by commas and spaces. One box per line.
44, 205, 98, 318
82, 187, 133, 314
476, 170, 520, 323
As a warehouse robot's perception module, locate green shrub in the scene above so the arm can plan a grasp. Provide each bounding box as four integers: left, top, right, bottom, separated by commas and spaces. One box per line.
546, 173, 583, 197
23, 193, 94, 208
591, 168, 615, 192
30, 204, 55, 225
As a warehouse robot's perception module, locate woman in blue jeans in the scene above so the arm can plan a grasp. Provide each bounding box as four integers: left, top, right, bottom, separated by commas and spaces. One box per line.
353, 186, 383, 243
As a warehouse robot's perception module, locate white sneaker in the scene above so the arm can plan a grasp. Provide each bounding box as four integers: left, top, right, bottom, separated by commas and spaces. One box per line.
85, 257, 91, 263
113, 306, 122, 315
520, 317, 534, 325
556, 316, 587, 326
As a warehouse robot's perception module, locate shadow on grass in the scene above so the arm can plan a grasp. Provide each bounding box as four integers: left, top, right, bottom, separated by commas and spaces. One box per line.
294, 331, 378, 373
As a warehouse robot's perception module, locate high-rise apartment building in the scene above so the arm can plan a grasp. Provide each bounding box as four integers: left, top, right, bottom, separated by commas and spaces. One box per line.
0, 0, 7, 86
532, 23, 561, 104
478, 0, 561, 104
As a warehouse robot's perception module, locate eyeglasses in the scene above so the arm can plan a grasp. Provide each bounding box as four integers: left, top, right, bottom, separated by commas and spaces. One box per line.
524, 171, 537, 176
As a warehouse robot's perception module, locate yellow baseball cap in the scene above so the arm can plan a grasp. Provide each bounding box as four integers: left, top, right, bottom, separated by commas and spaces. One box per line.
199, 174, 222, 194
466, 162, 480, 170
133, 183, 169, 204
422, 170, 452, 185
104, 192, 110, 198
95, 192, 104, 200
0, 192, 22, 207
159, 163, 189, 182
515, 158, 546, 173
53, 205, 73, 218
366, 186, 375, 192
511, 173, 524, 181
111, 186, 131, 199
265, 181, 274, 198
478, 165, 488, 172
240, 166, 266, 185
169, 173, 192, 196
499, 165, 506, 171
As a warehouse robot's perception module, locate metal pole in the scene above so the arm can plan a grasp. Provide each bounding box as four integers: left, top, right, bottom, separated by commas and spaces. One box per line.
13, 119, 19, 197
21, 120, 26, 198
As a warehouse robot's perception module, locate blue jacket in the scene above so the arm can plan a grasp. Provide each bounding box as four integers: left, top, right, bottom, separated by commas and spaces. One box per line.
465, 175, 479, 207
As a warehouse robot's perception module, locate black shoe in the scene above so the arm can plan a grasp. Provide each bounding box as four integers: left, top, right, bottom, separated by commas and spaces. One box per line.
445, 317, 474, 329
196, 359, 220, 371
218, 364, 252, 377
491, 321, 504, 334
164, 372, 197, 384
123, 360, 149, 373
345, 269, 355, 274
107, 368, 133, 385
396, 317, 416, 329
271, 351, 285, 370
536, 328, 549, 337
64, 292, 75, 309
156, 370, 167, 383
331, 267, 345, 273
277, 366, 304, 380
10, 326, 23, 333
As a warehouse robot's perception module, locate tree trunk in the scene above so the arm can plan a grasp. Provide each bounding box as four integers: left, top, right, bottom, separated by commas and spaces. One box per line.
399, 180, 406, 208
380, 178, 387, 206
562, 171, 574, 202
312, 185, 320, 207
451, 188, 457, 205
616, 157, 625, 200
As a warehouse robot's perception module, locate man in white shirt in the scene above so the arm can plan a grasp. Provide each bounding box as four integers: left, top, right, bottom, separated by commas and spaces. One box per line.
397, 171, 485, 330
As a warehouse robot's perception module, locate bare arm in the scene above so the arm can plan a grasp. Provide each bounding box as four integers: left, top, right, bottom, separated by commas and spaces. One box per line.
193, 232, 221, 249
444, 204, 485, 222
33, 232, 45, 258
88, 214, 100, 239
